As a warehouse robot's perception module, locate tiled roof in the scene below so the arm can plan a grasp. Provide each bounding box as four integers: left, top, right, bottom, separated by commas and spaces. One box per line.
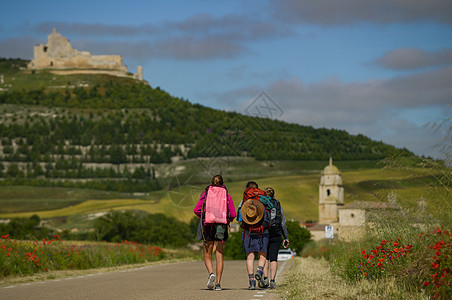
340, 201, 400, 210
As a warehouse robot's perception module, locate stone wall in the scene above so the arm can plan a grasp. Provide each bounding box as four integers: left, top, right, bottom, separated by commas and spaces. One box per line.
27, 28, 144, 82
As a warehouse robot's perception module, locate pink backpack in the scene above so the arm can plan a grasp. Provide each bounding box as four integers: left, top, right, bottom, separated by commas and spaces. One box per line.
204, 185, 228, 224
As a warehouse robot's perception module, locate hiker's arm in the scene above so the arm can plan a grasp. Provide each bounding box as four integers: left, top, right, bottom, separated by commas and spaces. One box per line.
193, 192, 206, 218
280, 205, 289, 240
227, 194, 236, 221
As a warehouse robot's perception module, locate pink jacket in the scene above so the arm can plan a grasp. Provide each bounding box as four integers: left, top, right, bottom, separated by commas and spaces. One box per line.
194, 185, 236, 224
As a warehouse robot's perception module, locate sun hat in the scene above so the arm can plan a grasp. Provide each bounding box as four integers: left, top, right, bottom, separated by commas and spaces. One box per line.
241, 199, 265, 225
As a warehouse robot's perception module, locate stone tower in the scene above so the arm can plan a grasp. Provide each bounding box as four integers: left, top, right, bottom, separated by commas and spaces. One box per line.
319, 157, 344, 224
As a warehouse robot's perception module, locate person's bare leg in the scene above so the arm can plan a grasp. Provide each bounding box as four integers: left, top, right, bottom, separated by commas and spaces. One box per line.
263, 259, 269, 277
246, 252, 255, 274
270, 261, 278, 280
203, 241, 214, 274
215, 241, 225, 283
257, 251, 267, 268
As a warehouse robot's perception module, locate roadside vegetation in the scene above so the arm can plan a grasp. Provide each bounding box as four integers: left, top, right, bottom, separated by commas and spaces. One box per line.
282, 154, 451, 299
0, 211, 202, 281
0, 234, 165, 278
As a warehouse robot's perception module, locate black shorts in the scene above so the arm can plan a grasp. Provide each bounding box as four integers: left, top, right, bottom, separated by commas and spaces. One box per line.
203, 224, 229, 242
266, 234, 282, 262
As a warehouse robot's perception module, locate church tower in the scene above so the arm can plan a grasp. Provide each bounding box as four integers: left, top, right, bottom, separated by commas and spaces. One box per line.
319, 157, 344, 224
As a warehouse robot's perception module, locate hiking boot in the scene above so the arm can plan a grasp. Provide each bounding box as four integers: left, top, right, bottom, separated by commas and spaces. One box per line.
207, 273, 216, 290
214, 283, 222, 291
258, 276, 269, 288
270, 280, 277, 289
248, 280, 256, 290
260, 277, 269, 288
255, 269, 263, 287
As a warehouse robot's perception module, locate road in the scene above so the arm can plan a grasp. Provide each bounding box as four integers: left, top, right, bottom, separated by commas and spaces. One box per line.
0, 260, 291, 299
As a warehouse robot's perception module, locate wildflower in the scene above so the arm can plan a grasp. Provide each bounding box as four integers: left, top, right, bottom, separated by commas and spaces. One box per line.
423, 281, 429, 286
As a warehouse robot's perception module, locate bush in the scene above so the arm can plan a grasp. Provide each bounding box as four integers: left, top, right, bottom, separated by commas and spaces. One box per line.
224, 231, 245, 260
0, 234, 164, 277
285, 220, 312, 254
92, 211, 194, 247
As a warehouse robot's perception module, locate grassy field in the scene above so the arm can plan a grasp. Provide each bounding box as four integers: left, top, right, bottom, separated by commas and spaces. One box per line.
0, 58, 138, 92
0, 162, 443, 234
278, 257, 423, 299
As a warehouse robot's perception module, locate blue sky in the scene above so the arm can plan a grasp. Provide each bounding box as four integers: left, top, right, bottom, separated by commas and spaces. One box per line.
1, 0, 451, 159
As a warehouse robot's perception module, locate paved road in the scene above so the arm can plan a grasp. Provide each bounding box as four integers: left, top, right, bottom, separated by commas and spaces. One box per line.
0, 260, 291, 299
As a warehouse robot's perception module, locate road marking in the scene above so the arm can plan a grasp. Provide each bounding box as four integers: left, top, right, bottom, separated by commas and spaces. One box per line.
275, 260, 288, 281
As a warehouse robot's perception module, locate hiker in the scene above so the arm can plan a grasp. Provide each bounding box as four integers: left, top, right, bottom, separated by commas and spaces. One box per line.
260, 187, 289, 289
194, 174, 236, 291
238, 181, 272, 290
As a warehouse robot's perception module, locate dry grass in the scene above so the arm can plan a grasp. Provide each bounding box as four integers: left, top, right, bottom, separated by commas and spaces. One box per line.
277, 257, 426, 300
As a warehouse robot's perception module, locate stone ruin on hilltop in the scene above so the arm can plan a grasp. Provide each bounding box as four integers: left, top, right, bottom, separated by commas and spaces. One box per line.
27, 28, 144, 81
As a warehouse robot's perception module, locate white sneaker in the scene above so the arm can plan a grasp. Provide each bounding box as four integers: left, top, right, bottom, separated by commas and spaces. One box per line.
207, 273, 216, 290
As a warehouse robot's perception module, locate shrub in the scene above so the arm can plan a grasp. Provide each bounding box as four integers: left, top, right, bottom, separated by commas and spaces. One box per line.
0, 234, 165, 278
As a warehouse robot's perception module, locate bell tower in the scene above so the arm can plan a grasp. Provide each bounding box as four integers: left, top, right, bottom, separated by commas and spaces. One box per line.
319, 157, 344, 224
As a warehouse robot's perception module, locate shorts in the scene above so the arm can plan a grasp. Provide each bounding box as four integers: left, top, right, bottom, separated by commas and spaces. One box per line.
243, 232, 269, 254
203, 224, 229, 242
266, 234, 283, 262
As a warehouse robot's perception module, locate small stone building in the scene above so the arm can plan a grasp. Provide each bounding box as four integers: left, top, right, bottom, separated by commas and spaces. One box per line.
308, 158, 402, 242
338, 200, 401, 242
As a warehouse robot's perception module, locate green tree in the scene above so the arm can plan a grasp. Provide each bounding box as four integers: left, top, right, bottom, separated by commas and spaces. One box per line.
109, 145, 127, 164
223, 231, 246, 260
285, 220, 311, 253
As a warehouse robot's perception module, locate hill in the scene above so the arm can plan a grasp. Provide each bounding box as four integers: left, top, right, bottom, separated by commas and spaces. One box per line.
0, 57, 417, 193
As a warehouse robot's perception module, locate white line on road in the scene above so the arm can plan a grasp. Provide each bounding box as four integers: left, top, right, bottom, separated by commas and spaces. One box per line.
275, 260, 288, 281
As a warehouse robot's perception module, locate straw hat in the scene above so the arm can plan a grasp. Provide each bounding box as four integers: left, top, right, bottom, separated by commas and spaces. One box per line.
241, 199, 265, 225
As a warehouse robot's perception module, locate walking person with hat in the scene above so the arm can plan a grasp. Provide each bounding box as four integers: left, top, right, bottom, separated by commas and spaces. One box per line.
237, 181, 273, 289
194, 174, 236, 291
260, 186, 289, 289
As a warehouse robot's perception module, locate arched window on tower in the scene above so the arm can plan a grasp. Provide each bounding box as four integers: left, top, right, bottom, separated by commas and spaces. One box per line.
327, 189, 331, 196
50, 61, 53, 67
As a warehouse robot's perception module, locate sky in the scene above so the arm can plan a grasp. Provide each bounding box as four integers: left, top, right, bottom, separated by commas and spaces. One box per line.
1, 0, 451, 159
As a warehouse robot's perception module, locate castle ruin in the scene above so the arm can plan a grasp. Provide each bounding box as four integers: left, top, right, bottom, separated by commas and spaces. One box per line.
28, 28, 143, 81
